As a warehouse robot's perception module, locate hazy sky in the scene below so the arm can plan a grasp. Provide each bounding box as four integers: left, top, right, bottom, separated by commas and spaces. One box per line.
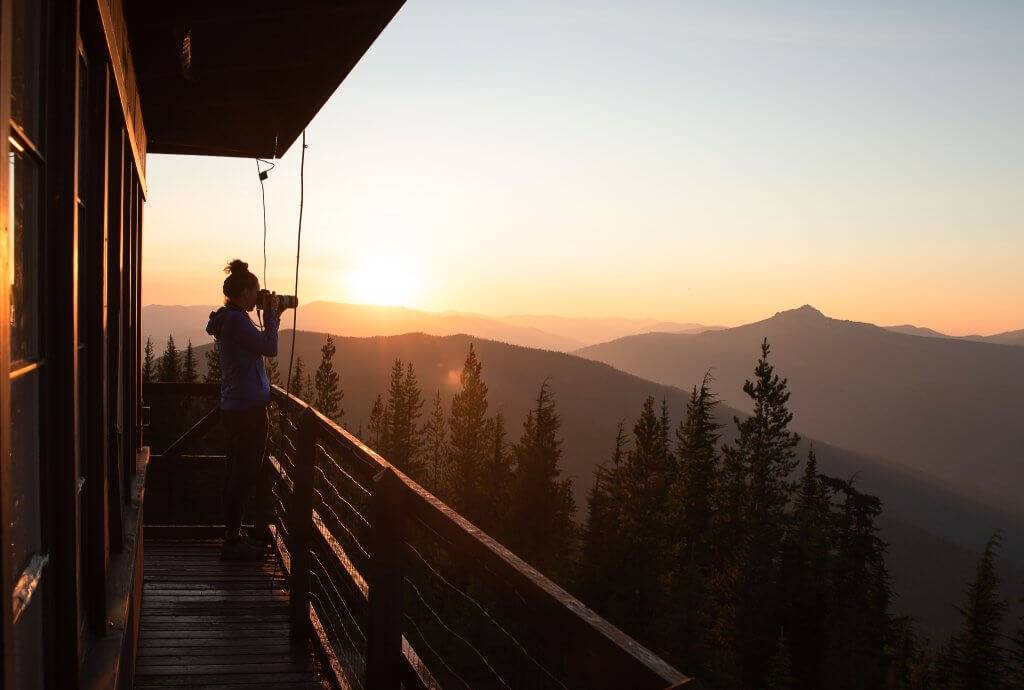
143, 0, 1024, 335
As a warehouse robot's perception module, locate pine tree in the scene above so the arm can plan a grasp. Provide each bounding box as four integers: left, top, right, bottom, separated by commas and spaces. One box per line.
382, 360, 424, 478
182, 340, 198, 383
266, 356, 281, 387
780, 447, 831, 690
667, 373, 722, 671
143, 338, 156, 383
401, 363, 425, 472
421, 390, 448, 496
367, 395, 387, 451
477, 411, 514, 541
289, 356, 308, 401
949, 535, 1007, 690
579, 421, 628, 607
820, 475, 892, 690
157, 335, 182, 382
447, 344, 490, 521
313, 335, 343, 421
302, 372, 315, 404
594, 396, 676, 648
672, 372, 722, 562
509, 381, 576, 579
718, 339, 801, 688
204, 344, 221, 383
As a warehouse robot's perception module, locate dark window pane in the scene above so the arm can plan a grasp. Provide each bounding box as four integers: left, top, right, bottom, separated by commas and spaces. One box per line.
11, 0, 43, 140
9, 151, 41, 363
9, 370, 41, 583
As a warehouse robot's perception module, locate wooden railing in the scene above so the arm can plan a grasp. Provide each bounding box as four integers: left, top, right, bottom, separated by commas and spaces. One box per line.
143, 382, 693, 689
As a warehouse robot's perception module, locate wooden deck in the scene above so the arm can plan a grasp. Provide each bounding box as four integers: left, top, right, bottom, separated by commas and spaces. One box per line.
136, 539, 329, 689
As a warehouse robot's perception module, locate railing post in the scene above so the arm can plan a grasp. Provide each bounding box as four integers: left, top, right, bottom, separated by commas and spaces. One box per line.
366, 468, 405, 690
289, 407, 316, 638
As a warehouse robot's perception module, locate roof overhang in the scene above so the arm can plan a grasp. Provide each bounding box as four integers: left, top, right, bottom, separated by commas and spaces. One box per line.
126, 0, 406, 158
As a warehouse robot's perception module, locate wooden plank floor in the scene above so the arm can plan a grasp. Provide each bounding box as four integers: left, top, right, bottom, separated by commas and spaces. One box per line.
136, 539, 329, 689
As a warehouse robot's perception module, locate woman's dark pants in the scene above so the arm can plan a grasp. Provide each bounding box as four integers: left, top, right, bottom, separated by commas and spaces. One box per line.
222, 405, 269, 538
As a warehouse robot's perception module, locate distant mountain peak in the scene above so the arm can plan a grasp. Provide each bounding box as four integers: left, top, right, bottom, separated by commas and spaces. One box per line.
773, 304, 826, 320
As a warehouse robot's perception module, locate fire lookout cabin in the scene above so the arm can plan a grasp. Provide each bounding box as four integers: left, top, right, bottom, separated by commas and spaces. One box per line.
0, 2, 693, 688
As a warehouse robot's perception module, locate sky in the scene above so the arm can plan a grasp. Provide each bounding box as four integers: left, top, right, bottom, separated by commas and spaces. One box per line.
142, 0, 1024, 336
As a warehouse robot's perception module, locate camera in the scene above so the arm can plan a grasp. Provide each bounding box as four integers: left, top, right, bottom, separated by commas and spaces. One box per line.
256, 289, 298, 312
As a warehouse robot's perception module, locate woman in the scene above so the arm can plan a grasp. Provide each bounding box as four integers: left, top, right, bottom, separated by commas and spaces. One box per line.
206, 259, 283, 559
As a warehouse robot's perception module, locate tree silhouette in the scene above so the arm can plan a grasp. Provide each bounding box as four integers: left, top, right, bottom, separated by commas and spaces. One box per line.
382, 360, 424, 478
509, 381, 575, 580
949, 535, 1007, 690
157, 335, 182, 382
718, 339, 801, 688
182, 340, 198, 384
421, 390, 448, 495
289, 356, 308, 402
367, 394, 387, 451
313, 335, 343, 421
478, 411, 514, 541
448, 344, 490, 520
143, 338, 156, 383
266, 356, 281, 387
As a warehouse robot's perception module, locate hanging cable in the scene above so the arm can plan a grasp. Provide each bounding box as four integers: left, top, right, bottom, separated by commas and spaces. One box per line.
256, 158, 275, 287
285, 131, 306, 398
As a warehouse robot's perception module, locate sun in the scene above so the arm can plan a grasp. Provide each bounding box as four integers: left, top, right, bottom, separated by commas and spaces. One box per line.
346, 250, 420, 307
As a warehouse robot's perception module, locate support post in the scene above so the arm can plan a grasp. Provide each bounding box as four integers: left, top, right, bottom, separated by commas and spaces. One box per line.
366, 468, 405, 690
289, 407, 316, 638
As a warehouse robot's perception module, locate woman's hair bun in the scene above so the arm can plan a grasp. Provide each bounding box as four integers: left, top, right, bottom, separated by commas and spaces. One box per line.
225, 259, 249, 275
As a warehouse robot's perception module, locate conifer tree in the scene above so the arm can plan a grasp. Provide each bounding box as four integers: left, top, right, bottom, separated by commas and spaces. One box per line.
421, 390, 448, 496
579, 421, 627, 607
302, 372, 315, 405
949, 535, 1007, 690
672, 372, 722, 562
182, 340, 198, 383
289, 356, 308, 401
382, 360, 424, 477
476, 411, 514, 541
204, 345, 221, 383
157, 335, 182, 382
266, 356, 281, 387
448, 344, 490, 520
509, 381, 575, 578
143, 338, 156, 383
718, 339, 801, 688
596, 396, 676, 647
313, 335, 343, 421
667, 373, 723, 671
367, 394, 387, 451
780, 447, 831, 690
820, 476, 892, 689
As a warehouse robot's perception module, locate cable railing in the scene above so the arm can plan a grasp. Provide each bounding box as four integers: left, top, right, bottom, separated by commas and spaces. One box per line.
143, 382, 693, 689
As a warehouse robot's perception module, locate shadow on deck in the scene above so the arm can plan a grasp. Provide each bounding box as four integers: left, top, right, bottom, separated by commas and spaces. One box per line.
136, 538, 329, 689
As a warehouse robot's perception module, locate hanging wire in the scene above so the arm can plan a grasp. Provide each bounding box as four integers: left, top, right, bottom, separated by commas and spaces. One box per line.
285, 131, 306, 398
255, 158, 275, 286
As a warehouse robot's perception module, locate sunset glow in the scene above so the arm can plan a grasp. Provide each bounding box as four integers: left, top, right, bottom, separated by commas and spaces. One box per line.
345, 250, 421, 307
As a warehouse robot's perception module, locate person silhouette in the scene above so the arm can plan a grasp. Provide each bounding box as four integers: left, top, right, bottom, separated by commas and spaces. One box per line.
205, 259, 284, 560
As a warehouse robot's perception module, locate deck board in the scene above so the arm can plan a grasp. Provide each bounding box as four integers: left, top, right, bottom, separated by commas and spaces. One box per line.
137, 538, 329, 689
